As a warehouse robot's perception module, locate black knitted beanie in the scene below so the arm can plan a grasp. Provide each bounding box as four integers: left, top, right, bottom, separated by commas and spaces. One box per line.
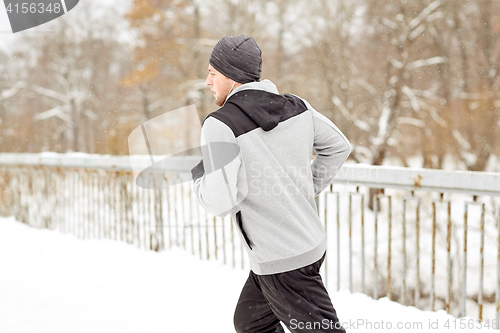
209, 35, 262, 84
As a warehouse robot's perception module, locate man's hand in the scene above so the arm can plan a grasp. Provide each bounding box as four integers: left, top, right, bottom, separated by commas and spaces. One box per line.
191, 159, 205, 183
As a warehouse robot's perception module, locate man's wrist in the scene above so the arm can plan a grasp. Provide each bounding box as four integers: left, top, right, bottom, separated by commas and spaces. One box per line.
191, 159, 205, 182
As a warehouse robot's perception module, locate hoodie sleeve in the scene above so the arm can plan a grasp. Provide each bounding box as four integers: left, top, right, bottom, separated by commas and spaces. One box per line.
303, 99, 351, 196
191, 116, 242, 217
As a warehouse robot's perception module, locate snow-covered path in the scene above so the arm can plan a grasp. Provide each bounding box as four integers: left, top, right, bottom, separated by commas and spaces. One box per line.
0, 217, 495, 332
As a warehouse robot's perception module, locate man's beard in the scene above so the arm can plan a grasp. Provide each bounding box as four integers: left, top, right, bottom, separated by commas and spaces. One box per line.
215, 93, 227, 107
214, 82, 233, 107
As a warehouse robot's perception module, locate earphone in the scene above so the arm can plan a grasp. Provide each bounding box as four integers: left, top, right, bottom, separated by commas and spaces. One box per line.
222, 80, 236, 107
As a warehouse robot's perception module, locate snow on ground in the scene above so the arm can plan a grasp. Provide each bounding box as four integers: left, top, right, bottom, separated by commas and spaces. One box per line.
0, 217, 496, 333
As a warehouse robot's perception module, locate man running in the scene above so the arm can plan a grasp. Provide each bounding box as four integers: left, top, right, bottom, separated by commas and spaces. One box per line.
191, 35, 350, 333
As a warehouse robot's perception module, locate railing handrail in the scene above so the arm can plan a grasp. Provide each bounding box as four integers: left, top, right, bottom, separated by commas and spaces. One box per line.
334, 163, 500, 196
1, 152, 499, 196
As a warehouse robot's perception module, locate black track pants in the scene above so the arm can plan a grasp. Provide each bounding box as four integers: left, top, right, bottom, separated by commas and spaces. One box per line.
233, 252, 346, 333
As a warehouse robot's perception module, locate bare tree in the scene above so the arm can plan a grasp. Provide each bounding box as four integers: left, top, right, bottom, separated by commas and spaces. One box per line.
446, 0, 500, 171
21, 1, 131, 153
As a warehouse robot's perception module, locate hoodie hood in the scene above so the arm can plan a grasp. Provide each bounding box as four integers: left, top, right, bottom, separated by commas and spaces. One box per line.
224, 79, 288, 131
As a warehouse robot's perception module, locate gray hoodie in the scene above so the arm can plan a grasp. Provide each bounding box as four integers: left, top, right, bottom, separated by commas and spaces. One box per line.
192, 79, 351, 275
